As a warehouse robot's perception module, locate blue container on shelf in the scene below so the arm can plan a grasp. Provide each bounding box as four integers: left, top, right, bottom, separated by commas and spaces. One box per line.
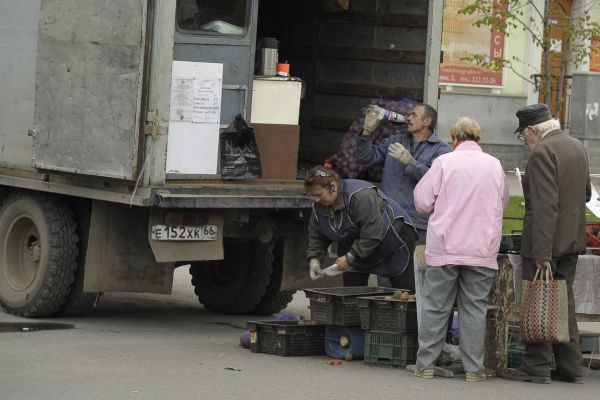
325, 325, 366, 361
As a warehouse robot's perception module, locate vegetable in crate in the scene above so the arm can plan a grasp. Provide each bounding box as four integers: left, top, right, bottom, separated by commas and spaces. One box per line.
384, 290, 415, 301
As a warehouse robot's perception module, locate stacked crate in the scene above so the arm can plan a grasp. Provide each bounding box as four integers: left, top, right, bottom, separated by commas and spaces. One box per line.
304, 287, 396, 360
357, 293, 419, 368
246, 320, 327, 357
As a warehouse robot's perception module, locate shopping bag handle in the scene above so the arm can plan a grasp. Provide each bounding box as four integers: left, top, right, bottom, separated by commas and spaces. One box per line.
532, 267, 553, 282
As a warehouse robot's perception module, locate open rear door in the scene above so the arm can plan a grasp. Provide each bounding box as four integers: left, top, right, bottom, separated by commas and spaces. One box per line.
166, 0, 257, 178
32, 0, 147, 180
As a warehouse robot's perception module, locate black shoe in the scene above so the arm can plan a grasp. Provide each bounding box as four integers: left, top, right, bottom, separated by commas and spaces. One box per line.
550, 369, 583, 384
502, 368, 551, 384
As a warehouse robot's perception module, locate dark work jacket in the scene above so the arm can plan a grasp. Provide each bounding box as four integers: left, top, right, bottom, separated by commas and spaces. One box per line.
356, 132, 451, 230
313, 179, 416, 277
521, 129, 591, 259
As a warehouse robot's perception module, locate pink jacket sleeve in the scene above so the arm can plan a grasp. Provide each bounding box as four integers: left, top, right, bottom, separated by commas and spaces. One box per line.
414, 158, 442, 215
501, 173, 509, 210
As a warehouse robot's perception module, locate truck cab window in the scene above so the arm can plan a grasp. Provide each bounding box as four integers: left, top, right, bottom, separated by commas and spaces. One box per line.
176, 0, 248, 35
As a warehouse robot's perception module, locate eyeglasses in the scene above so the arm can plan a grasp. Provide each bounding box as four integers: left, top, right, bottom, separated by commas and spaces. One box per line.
308, 169, 331, 178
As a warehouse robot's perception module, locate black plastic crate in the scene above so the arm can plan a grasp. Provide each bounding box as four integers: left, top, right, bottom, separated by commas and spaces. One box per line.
357, 296, 417, 333
247, 320, 326, 357
364, 331, 418, 368
304, 287, 396, 326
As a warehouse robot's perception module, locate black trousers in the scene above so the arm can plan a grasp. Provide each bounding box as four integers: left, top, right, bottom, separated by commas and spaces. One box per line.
521, 254, 582, 378
343, 222, 418, 292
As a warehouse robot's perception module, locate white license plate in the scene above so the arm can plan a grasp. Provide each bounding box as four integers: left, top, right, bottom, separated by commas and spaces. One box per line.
151, 225, 218, 241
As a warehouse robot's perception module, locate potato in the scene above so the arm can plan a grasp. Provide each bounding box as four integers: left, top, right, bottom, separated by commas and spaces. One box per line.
392, 290, 405, 300
339, 336, 350, 348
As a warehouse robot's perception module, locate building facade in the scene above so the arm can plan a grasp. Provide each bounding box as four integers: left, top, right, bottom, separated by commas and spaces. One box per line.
437, 0, 600, 172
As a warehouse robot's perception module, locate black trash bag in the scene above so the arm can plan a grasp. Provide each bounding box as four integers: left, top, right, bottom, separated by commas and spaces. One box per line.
220, 114, 262, 180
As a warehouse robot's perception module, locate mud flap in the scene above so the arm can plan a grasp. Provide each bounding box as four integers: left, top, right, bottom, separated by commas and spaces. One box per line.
83, 200, 174, 294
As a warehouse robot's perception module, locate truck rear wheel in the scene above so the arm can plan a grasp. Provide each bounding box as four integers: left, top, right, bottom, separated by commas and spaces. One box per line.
189, 238, 274, 314
56, 264, 100, 316
57, 205, 100, 317
0, 192, 78, 317
251, 239, 295, 315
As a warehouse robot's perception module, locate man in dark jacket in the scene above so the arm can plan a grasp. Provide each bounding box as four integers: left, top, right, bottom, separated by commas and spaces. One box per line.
503, 104, 591, 384
356, 104, 451, 293
356, 103, 451, 242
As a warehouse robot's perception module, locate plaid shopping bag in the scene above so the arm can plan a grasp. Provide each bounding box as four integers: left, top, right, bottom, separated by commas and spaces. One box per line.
520, 268, 570, 343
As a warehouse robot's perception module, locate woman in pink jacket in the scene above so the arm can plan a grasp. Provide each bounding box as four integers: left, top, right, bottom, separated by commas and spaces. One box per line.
412, 117, 509, 382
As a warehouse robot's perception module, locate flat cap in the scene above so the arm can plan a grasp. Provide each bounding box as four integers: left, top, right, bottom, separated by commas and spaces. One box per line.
514, 103, 552, 134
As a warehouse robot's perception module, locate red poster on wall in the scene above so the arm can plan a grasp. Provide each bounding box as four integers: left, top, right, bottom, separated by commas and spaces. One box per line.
590, 41, 600, 72
440, 0, 505, 87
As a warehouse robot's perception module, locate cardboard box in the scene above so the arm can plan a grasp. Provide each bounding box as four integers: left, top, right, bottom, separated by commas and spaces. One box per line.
251, 78, 302, 125
252, 123, 299, 180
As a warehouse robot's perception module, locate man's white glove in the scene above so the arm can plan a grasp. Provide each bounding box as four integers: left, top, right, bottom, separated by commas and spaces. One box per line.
308, 258, 323, 280
388, 142, 413, 165
363, 107, 383, 136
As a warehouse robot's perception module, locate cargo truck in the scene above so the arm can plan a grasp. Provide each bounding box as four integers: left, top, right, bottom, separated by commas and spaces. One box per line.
0, 0, 442, 317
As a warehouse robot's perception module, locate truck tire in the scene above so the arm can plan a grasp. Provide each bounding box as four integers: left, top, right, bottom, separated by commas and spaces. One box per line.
189, 238, 274, 314
251, 239, 295, 315
57, 200, 99, 316
0, 192, 78, 317
56, 264, 99, 316
251, 283, 295, 315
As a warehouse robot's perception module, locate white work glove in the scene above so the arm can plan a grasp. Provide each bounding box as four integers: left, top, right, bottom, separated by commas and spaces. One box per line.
388, 142, 413, 165
308, 258, 323, 280
362, 107, 383, 136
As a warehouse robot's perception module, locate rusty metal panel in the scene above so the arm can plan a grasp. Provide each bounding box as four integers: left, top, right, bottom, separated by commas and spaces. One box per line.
155, 191, 312, 209
32, 0, 146, 180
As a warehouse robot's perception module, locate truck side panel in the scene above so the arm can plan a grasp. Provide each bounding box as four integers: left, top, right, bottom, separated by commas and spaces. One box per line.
0, 1, 40, 166
32, 0, 147, 180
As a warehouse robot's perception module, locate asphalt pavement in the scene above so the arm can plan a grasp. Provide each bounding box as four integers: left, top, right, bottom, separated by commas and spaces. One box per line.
1, 267, 599, 400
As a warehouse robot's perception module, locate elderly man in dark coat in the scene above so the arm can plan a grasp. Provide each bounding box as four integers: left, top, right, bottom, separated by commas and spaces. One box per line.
503, 104, 591, 384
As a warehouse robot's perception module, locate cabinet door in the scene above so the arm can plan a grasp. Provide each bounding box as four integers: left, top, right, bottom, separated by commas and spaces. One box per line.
167, 0, 258, 178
